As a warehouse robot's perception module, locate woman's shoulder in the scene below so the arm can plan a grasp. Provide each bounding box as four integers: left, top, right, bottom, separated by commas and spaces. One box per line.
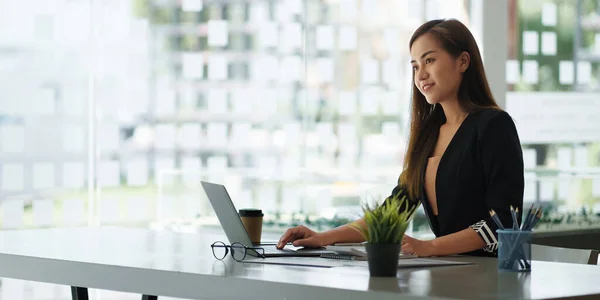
469, 108, 516, 133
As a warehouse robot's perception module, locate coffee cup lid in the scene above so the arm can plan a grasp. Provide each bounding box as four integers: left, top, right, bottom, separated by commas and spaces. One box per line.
239, 209, 263, 217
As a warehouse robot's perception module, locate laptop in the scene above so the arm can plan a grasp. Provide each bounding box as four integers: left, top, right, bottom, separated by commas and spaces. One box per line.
201, 181, 334, 258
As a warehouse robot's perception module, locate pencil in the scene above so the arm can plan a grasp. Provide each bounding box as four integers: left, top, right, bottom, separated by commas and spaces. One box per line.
526, 209, 543, 231
520, 203, 534, 230
489, 210, 504, 230
510, 206, 519, 230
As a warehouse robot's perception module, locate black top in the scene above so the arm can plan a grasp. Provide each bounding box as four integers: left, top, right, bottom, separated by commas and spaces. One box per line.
387, 108, 524, 257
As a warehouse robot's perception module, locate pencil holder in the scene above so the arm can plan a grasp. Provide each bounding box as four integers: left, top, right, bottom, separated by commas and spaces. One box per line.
497, 230, 532, 272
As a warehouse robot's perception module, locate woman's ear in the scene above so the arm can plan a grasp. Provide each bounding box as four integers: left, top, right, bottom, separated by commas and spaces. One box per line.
459, 51, 470, 73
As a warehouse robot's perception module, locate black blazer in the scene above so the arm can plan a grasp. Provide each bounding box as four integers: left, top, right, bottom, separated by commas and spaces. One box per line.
388, 108, 524, 257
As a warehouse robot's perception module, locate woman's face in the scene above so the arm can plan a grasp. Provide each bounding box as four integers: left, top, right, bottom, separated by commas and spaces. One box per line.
410, 33, 468, 105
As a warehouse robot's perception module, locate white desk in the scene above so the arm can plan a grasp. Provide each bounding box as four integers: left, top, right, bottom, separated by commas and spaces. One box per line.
0, 227, 599, 300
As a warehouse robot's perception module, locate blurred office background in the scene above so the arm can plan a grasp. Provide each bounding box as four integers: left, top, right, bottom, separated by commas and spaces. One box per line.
0, 0, 599, 298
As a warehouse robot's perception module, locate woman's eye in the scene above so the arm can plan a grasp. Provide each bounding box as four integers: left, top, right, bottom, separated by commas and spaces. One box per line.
425, 58, 433, 64
412, 66, 417, 72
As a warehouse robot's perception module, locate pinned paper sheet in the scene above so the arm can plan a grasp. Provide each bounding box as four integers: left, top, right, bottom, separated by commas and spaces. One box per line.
1, 164, 24, 192
181, 157, 202, 186
250, 2, 268, 22
559, 61, 574, 84
574, 147, 588, 167
62, 199, 85, 225
558, 175, 571, 200
207, 156, 228, 172
281, 156, 300, 175
154, 124, 176, 150
179, 124, 201, 149
182, 52, 204, 79
154, 158, 175, 184
62, 162, 85, 189
208, 55, 228, 80
259, 22, 278, 48
522, 31, 539, 55
251, 55, 278, 81
541, 3, 557, 26
541, 31, 557, 55
339, 26, 357, 51
231, 122, 252, 145
284, 123, 302, 147
33, 163, 55, 189
231, 89, 253, 114
99, 160, 120, 187
99, 124, 119, 152
0, 124, 25, 153
100, 198, 121, 223
338, 91, 357, 115
316, 122, 333, 146
317, 58, 334, 83
361, 58, 379, 84
383, 59, 400, 85
505, 60, 520, 84
207, 20, 228, 47
381, 91, 400, 115
340, 0, 358, 19
208, 89, 228, 113
33, 199, 54, 227
592, 178, 600, 197
522, 60, 538, 84
207, 122, 228, 147
279, 56, 302, 82
61, 90, 84, 116
181, 0, 203, 12
258, 156, 278, 173
577, 61, 592, 84
522, 148, 537, 169
540, 179, 555, 201
280, 23, 302, 53
256, 88, 277, 115
316, 26, 334, 50
360, 88, 380, 115
557, 147, 572, 169
63, 125, 85, 153
1, 199, 24, 229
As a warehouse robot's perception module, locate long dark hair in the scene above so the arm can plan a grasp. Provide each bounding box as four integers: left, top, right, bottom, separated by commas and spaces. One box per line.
400, 19, 500, 201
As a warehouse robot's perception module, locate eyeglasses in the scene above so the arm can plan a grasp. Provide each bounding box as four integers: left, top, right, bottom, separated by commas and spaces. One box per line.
211, 241, 266, 261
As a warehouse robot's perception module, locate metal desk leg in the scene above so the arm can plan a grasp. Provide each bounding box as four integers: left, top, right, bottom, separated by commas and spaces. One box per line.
142, 295, 158, 300
71, 286, 89, 300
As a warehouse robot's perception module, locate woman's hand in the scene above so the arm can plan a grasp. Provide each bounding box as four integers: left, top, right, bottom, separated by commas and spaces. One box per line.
277, 225, 326, 249
401, 235, 436, 257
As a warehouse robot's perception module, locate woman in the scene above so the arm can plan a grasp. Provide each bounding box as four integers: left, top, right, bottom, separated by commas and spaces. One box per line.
276, 19, 524, 257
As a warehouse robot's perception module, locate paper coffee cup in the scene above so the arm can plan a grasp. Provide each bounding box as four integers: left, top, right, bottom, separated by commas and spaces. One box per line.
239, 209, 263, 244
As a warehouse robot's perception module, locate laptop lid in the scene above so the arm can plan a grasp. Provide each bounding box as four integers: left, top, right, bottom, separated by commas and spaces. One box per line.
201, 181, 255, 247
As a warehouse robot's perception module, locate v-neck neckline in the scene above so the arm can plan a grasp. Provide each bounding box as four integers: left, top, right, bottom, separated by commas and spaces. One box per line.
427, 112, 473, 219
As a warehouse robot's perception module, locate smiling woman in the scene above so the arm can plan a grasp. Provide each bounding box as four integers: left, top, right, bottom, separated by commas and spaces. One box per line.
277, 18, 524, 259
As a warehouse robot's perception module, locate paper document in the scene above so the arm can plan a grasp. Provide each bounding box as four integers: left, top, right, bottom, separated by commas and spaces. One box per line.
327, 245, 417, 259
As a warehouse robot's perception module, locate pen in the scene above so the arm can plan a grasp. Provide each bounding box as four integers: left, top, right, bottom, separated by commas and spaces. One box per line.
526, 209, 543, 231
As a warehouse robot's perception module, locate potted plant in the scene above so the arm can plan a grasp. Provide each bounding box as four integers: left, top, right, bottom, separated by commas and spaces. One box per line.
351, 187, 419, 277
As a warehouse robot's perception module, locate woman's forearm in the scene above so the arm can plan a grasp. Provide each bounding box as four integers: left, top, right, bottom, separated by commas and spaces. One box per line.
321, 218, 367, 245
430, 228, 486, 256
